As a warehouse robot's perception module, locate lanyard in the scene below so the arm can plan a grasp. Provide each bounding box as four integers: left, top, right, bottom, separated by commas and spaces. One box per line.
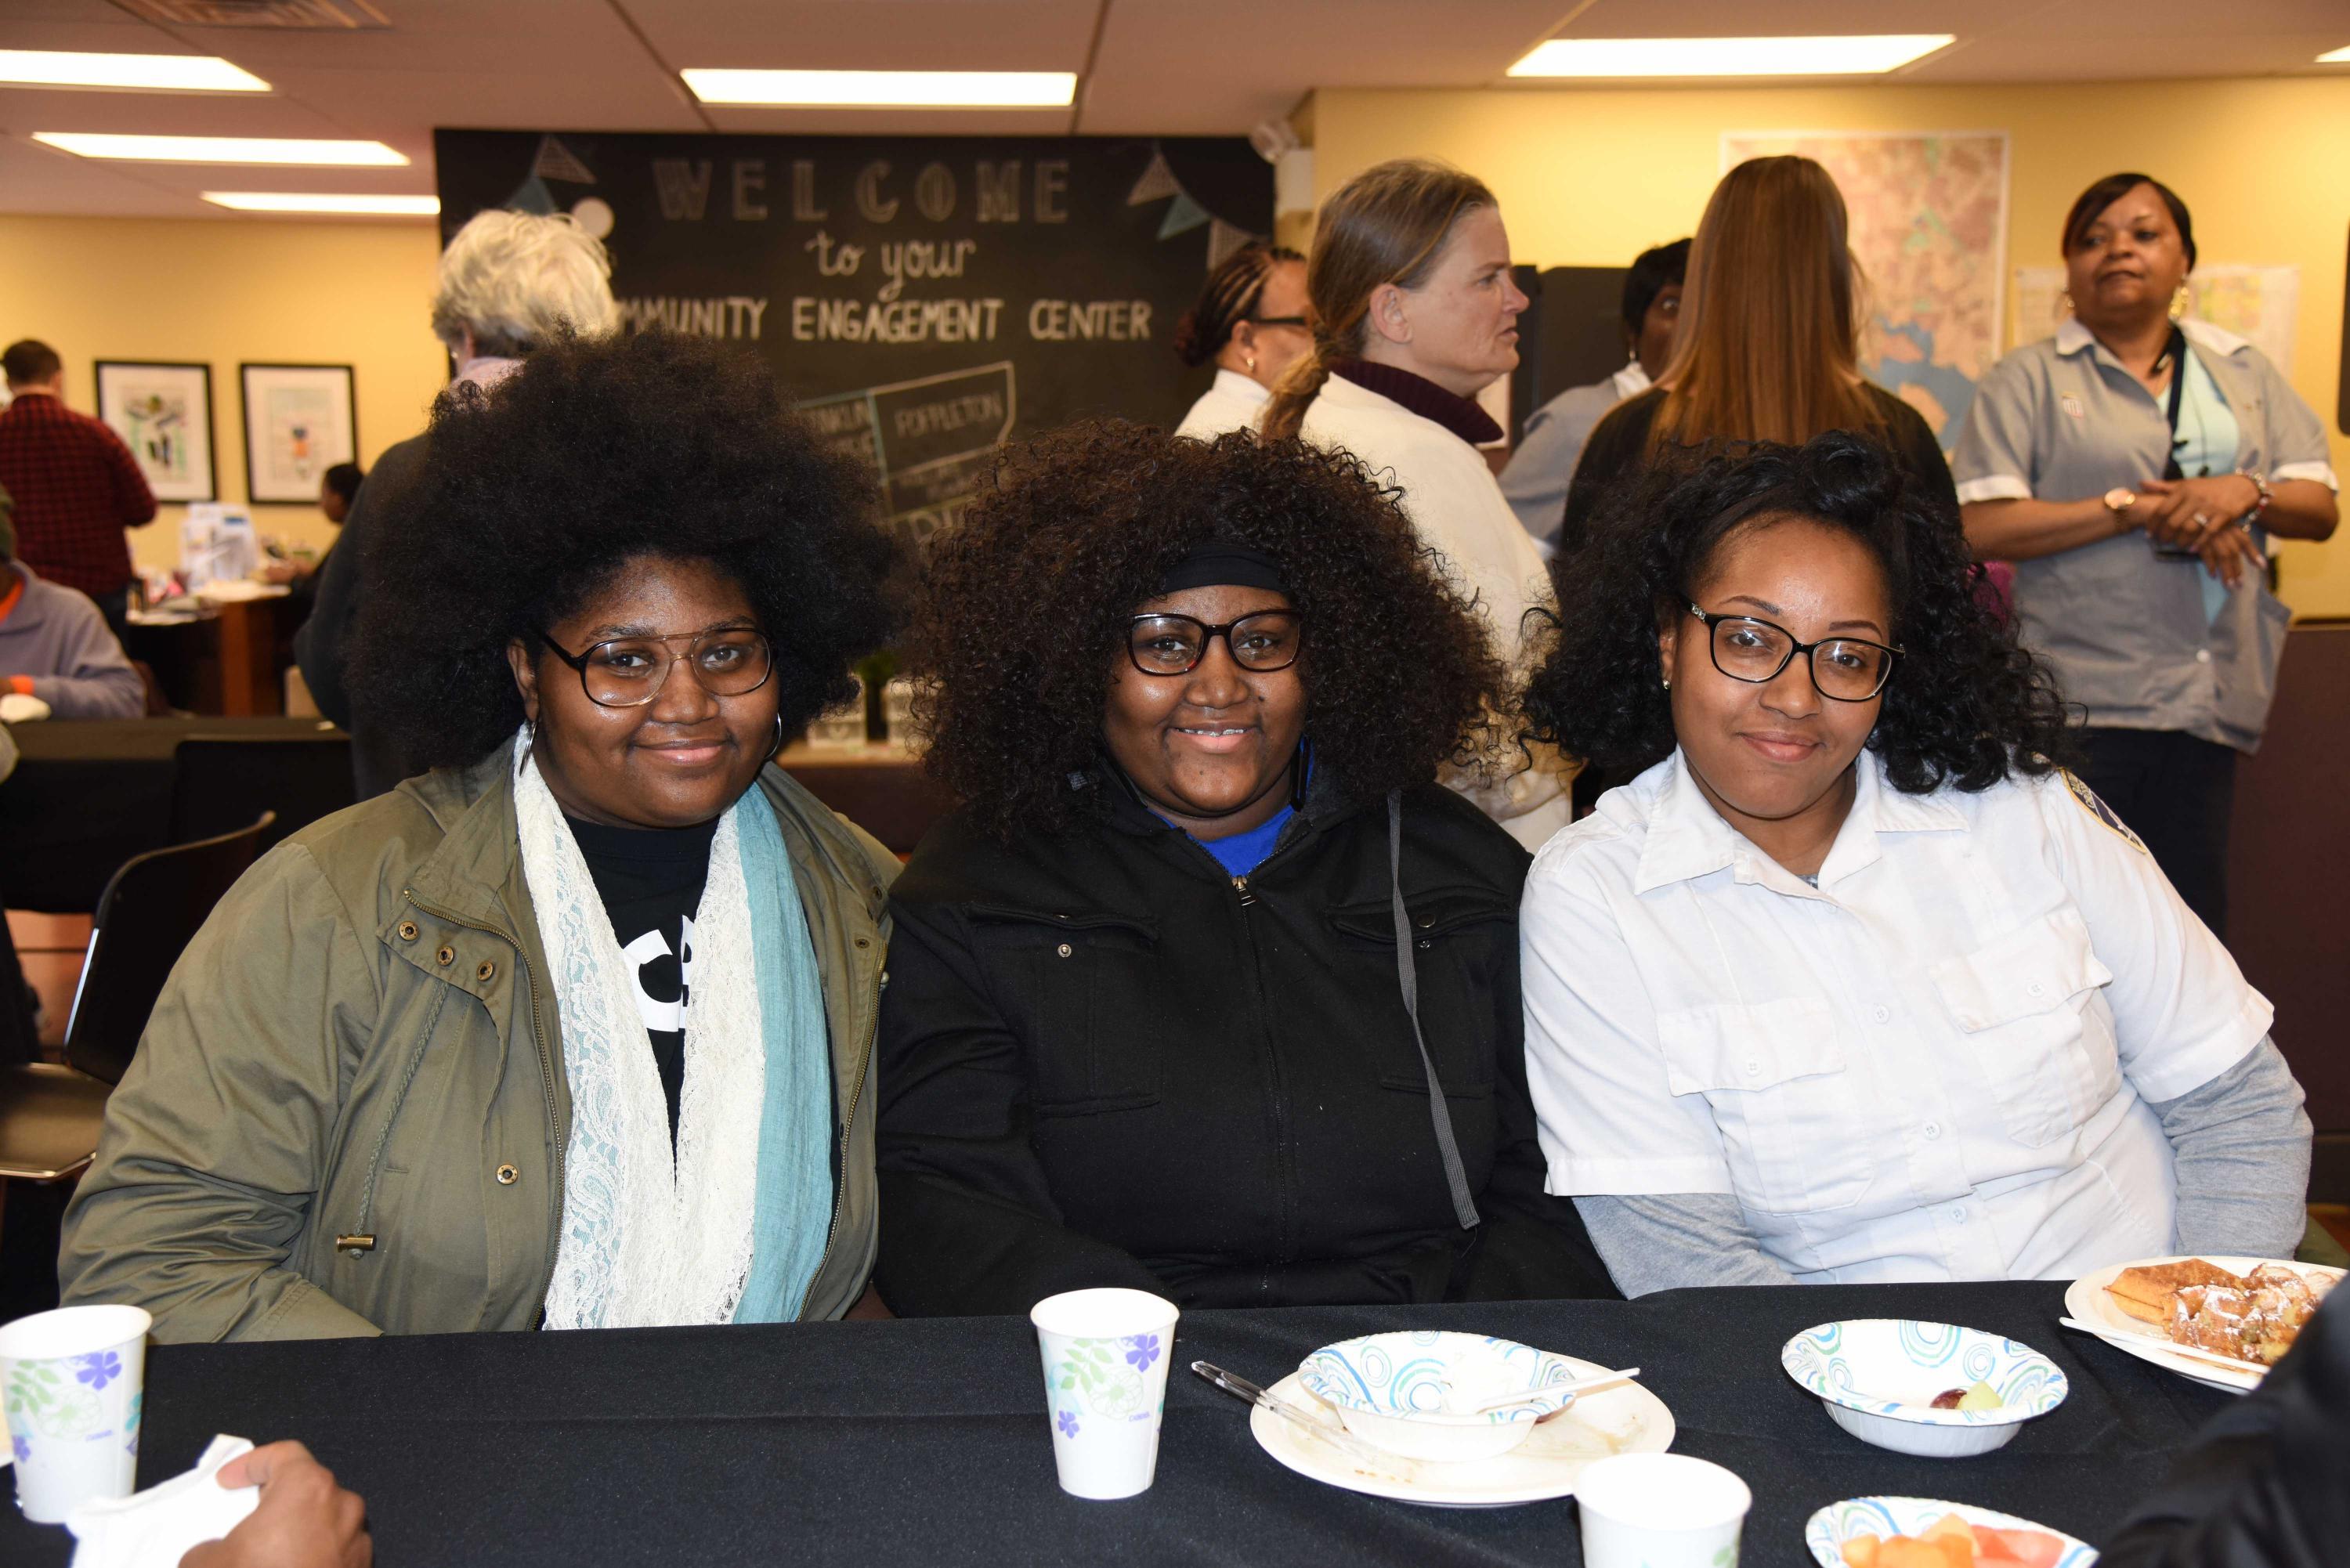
2159, 325, 2191, 482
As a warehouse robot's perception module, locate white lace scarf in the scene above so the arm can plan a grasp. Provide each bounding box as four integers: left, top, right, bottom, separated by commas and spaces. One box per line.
514, 735, 766, 1328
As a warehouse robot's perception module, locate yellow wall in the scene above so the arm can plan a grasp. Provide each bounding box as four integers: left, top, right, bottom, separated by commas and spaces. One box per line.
1307, 78, 2350, 615
0, 215, 446, 574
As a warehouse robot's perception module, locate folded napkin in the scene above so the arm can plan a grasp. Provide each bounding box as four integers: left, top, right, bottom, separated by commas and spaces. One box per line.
66, 1436, 259, 1568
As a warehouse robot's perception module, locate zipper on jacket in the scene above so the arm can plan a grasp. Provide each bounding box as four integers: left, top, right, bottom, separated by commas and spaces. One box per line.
803, 966, 883, 1315
402, 890, 562, 1325
1228, 873, 1296, 1262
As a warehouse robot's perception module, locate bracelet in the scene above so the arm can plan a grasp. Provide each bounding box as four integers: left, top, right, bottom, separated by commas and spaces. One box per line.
2237, 469, 2272, 529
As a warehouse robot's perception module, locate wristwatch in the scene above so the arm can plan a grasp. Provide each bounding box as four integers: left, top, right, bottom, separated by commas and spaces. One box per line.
2102, 486, 2137, 516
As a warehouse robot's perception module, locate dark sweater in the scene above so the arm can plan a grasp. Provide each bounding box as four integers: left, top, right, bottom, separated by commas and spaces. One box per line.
1558, 382, 1962, 552
873, 768, 1615, 1315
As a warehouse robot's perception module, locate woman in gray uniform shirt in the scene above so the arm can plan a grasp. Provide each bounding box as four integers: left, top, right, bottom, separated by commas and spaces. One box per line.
1951, 173, 2337, 937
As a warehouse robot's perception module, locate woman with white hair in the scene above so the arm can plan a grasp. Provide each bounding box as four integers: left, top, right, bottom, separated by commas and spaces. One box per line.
297, 209, 620, 796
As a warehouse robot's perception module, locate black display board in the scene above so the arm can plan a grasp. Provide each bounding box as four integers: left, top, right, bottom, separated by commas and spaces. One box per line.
435, 130, 1271, 544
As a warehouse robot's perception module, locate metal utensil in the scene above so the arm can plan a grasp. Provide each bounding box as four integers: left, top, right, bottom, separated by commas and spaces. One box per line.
1190, 1360, 1390, 1465
1443, 1365, 1642, 1417
2057, 1316, 2271, 1375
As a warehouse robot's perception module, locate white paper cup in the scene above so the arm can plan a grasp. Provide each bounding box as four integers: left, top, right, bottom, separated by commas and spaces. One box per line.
1029, 1288, 1179, 1500
1577, 1452, 1752, 1568
0, 1305, 153, 1524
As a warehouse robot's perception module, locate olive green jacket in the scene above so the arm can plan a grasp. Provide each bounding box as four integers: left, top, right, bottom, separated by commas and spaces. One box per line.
59, 743, 897, 1342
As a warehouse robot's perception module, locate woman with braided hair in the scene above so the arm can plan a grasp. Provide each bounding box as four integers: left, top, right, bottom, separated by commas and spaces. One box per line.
1170, 242, 1308, 440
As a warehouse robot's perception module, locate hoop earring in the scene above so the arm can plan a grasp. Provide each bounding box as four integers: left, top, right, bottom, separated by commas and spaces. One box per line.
770, 711, 786, 758
2168, 283, 2191, 323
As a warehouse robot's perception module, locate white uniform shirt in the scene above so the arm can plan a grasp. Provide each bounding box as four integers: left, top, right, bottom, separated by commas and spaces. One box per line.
1520, 748, 2272, 1283
1172, 369, 1269, 442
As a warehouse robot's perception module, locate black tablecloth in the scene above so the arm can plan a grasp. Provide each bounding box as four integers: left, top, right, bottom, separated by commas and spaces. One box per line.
1, 1283, 2229, 1566
0, 718, 345, 913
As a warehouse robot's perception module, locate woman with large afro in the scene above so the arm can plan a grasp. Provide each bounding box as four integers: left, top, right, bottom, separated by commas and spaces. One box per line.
62, 331, 906, 1340
1516, 430, 2310, 1297
872, 420, 1614, 1315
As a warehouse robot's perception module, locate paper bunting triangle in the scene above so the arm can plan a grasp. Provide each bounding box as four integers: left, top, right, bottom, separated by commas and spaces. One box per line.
533, 135, 596, 185
501, 174, 557, 215
1126, 150, 1180, 207
1206, 219, 1258, 272
1158, 192, 1210, 240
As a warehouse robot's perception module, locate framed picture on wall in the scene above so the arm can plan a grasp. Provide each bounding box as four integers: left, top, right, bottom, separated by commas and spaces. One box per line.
239, 362, 356, 504
94, 360, 216, 503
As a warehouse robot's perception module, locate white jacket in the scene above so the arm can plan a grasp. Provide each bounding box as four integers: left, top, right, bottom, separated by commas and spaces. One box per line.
1299, 373, 1572, 849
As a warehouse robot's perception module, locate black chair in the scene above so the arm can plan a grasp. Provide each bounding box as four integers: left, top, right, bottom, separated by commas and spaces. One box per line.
168, 734, 354, 858
0, 811, 273, 1198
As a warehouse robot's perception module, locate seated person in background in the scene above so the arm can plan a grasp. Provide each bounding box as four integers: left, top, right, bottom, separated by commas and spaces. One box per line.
1516, 431, 2309, 1295
0, 497, 145, 719
1499, 237, 1687, 547
874, 422, 1615, 1315
262, 461, 363, 598
60, 331, 903, 1340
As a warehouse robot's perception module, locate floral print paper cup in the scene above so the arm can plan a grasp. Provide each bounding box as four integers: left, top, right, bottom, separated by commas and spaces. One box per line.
0, 1304, 153, 1523
1029, 1288, 1179, 1500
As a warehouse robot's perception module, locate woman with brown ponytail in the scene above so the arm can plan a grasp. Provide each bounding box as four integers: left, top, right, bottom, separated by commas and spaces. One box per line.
1171, 243, 1309, 440
1264, 159, 1570, 849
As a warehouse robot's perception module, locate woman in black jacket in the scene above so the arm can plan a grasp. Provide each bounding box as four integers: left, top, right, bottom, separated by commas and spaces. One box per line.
874, 421, 1613, 1315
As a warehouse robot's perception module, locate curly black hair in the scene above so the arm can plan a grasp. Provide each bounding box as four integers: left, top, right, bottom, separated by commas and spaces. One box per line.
349, 331, 900, 771
907, 419, 1508, 839
1522, 430, 2076, 794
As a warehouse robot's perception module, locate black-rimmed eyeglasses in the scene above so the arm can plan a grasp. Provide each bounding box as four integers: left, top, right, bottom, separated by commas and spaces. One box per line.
1684, 603, 1900, 703
1126, 611, 1303, 677
538, 627, 775, 709
1246, 314, 1308, 328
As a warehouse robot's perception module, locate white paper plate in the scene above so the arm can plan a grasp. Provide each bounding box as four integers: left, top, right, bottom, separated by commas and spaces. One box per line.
1806, 1495, 2096, 1566
1247, 1364, 1674, 1508
2064, 1255, 2342, 1394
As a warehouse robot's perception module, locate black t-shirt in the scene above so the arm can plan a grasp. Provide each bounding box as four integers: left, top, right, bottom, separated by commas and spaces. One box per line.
566, 814, 719, 1142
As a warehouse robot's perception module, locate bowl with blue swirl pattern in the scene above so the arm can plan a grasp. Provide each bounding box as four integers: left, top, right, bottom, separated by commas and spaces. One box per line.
1296, 1331, 1593, 1461
1781, 1320, 2068, 1458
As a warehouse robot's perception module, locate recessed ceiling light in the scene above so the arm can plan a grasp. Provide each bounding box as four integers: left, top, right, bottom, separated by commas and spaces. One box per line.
2317, 45, 2350, 63
682, 68, 1076, 108
1509, 35, 1956, 78
32, 133, 407, 166
0, 50, 269, 92
203, 192, 439, 215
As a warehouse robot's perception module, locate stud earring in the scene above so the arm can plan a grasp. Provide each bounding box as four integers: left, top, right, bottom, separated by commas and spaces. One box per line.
1661, 675, 1672, 692
2058, 291, 2074, 317
1246, 353, 1257, 374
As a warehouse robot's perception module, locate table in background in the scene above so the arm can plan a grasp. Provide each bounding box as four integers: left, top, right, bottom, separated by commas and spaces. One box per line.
776, 740, 953, 856
123, 593, 302, 718
0, 718, 345, 914
0, 1283, 2226, 1566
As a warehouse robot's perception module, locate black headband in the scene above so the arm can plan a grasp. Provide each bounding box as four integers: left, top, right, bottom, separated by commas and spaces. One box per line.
1157, 541, 1286, 596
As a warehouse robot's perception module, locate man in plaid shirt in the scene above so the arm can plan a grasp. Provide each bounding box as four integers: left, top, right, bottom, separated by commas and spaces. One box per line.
0, 339, 158, 641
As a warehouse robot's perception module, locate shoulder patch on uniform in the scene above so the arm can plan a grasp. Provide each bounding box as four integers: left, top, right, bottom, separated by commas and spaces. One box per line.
2060, 768, 2149, 854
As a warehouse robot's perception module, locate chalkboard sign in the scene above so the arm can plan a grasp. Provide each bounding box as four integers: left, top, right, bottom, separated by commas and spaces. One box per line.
435, 130, 1273, 544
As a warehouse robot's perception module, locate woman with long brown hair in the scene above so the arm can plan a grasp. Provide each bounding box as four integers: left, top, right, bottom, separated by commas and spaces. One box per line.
1265, 158, 1569, 849
1559, 155, 1958, 551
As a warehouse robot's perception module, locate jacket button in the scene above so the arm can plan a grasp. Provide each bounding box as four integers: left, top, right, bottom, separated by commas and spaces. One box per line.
436, 945, 455, 966
1057, 943, 1073, 958
496, 1163, 519, 1185
396, 921, 418, 941
476, 959, 497, 981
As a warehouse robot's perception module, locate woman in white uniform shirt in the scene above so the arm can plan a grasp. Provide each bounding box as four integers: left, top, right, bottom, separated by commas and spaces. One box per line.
1517, 431, 2309, 1295
1262, 159, 1569, 849
1170, 244, 1309, 441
